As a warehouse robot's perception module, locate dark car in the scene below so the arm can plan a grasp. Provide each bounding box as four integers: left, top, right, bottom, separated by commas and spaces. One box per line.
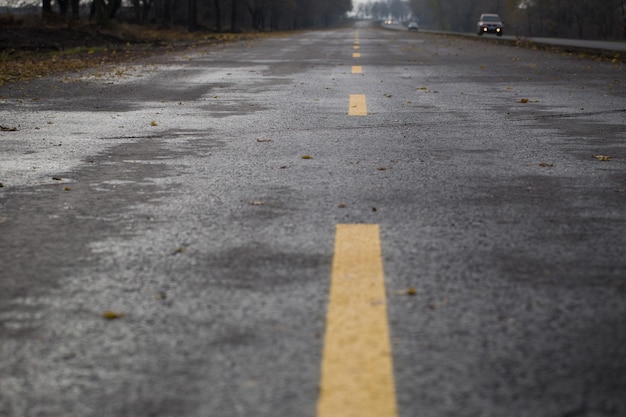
408, 22, 419, 32
477, 13, 503, 36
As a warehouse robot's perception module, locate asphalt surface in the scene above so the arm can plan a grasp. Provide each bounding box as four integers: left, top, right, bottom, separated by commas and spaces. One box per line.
1, 21, 625, 417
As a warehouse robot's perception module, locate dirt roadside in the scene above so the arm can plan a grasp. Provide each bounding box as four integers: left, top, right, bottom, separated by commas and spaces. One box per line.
0, 23, 257, 85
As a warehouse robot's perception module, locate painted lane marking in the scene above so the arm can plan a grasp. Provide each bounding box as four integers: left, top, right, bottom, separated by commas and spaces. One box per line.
348, 94, 367, 116
352, 52, 361, 58
317, 224, 398, 417
354, 45, 361, 50
352, 66, 363, 74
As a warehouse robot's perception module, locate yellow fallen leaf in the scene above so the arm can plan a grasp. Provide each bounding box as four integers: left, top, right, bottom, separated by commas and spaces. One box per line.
102, 310, 125, 320
593, 155, 612, 161
337, 203, 347, 208
150, 120, 158, 126
519, 98, 529, 103
301, 155, 312, 160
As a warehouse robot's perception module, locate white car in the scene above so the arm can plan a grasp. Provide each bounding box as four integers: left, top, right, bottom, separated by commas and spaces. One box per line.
477, 13, 503, 36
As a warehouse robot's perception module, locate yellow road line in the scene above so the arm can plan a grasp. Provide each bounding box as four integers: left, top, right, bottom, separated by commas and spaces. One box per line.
317, 224, 398, 417
348, 94, 367, 116
353, 45, 360, 50
351, 66, 363, 74
352, 52, 361, 58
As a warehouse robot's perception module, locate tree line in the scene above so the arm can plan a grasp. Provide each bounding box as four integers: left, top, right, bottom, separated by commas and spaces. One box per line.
408, 0, 626, 40
34, 0, 352, 31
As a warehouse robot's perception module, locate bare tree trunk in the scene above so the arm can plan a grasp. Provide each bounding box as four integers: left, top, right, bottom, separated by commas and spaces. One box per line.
42, 0, 53, 19
71, 0, 80, 20
214, 0, 222, 31
622, 0, 626, 38
187, 0, 197, 31
230, 0, 238, 32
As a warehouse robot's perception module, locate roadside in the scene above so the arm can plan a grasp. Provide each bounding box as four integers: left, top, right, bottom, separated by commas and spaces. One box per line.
0, 22, 261, 85
381, 21, 626, 62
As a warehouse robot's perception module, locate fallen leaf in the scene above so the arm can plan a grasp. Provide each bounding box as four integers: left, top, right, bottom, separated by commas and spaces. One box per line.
102, 310, 125, 320
63, 187, 71, 191
538, 162, 553, 168
301, 155, 312, 160
150, 120, 158, 126
519, 98, 529, 103
52, 177, 62, 181
337, 203, 347, 208
279, 165, 288, 169
0, 125, 18, 131
172, 247, 186, 254
377, 167, 387, 171
0, 183, 4, 187
256, 138, 272, 143
371, 207, 377, 212
593, 155, 612, 161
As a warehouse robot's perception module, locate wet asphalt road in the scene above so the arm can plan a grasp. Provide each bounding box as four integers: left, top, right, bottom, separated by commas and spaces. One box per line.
1, 21, 625, 417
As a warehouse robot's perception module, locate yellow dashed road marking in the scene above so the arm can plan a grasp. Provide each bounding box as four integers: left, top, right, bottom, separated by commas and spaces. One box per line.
352, 52, 361, 58
348, 94, 367, 116
354, 45, 360, 50
317, 224, 398, 417
352, 66, 363, 74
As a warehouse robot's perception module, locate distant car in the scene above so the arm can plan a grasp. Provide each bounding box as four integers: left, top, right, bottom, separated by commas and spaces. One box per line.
477, 13, 503, 36
408, 22, 419, 31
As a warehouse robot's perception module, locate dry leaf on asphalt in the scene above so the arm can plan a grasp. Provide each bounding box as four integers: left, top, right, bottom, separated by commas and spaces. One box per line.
0, 125, 18, 131
593, 155, 612, 161
102, 310, 125, 320
301, 155, 312, 160
538, 162, 554, 168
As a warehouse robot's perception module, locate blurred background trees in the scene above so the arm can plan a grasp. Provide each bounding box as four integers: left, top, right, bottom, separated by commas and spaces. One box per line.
354, 0, 624, 40
405, 0, 626, 40
1, 0, 624, 39
0, 0, 353, 31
